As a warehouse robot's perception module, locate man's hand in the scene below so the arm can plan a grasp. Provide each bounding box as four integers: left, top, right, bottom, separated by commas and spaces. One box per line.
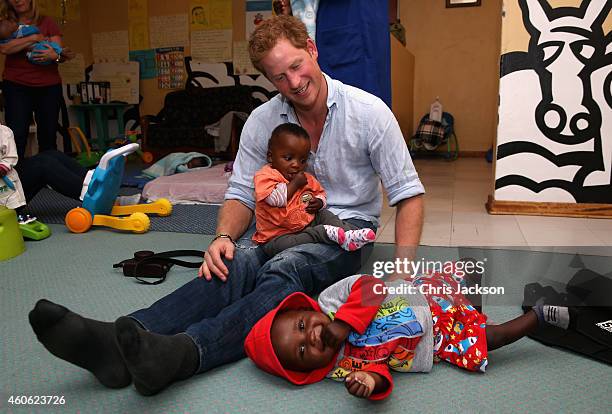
345, 371, 376, 398
198, 237, 235, 282
321, 319, 351, 350
305, 197, 323, 214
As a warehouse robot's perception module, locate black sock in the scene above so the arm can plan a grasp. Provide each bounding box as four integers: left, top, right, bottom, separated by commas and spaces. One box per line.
114, 316, 199, 396
28, 299, 131, 388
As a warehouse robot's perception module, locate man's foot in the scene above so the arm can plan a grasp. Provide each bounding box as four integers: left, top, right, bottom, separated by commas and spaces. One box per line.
341, 228, 376, 251
115, 316, 199, 396
532, 304, 571, 329
28, 299, 131, 388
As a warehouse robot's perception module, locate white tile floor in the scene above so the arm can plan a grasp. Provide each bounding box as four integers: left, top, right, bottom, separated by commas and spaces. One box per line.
375, 158, 612, 254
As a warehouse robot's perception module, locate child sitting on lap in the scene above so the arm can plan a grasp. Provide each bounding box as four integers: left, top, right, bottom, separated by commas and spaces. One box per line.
253, 123, 376, 257
245, 262, 572, 400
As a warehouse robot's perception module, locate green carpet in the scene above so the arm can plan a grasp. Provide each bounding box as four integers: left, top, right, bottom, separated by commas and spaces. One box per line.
1, 225, 609, 413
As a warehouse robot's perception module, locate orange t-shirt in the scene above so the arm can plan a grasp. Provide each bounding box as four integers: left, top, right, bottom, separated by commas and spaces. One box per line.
252, 164, 326, 244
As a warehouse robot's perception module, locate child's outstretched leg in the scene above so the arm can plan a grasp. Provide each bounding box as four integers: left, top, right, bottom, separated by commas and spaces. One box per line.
115, 316, 199, 396
324, 225, 376, 251
28, 299, 132, 388
486, 305, 573, 351
486, 310, 538, 351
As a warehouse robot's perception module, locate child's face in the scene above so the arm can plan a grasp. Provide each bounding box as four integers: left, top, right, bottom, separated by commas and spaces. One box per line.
267, 133, 310, 181
186, 157, 206, 169
0, 20, 17, 39
271, 309, 337, 372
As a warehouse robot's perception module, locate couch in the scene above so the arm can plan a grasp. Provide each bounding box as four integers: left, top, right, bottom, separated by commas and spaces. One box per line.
141, 84, 268, 160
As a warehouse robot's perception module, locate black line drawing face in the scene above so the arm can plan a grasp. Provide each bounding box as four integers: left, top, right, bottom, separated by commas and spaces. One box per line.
495, 0, 612, 203
523, 0, 609, 144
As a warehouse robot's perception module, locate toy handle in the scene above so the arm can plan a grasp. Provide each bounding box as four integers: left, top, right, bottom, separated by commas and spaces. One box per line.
68, 127, 92, 159
2, 176, 15, 190
98, 143, 140, 170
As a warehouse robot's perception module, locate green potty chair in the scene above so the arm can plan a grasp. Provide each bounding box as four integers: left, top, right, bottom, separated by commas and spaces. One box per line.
0, 206, 26, 261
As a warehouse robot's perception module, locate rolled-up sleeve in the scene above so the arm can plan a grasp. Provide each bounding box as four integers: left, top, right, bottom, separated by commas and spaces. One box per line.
367, 100, 425, 206
225, 114, 270, 211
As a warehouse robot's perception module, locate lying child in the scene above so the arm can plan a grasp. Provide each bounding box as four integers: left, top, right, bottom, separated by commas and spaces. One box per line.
245, 263, 572, 400
0, 19, 62, 65
141, 152, 212, 179
253, 123, 376, 257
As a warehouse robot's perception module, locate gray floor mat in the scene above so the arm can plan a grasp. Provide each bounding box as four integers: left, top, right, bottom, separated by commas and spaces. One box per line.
24, 188, 219, 235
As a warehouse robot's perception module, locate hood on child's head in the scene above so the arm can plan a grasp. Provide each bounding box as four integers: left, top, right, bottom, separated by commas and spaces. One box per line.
244, 291, 336, 385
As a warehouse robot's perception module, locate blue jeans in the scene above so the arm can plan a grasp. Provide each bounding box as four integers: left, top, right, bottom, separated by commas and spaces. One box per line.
130, 218, 375, 373
3, 80, 62, 160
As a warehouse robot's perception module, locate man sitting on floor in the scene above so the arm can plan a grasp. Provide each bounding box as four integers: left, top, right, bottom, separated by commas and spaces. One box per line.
28, 15, 425, 395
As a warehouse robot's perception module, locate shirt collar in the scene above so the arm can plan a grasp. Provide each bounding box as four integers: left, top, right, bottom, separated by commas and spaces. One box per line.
279, 72, 337, 120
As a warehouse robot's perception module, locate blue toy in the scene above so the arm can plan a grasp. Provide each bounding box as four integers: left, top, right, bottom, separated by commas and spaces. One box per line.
2, 176, 15, 190
27, 40, 62, 65
65, 143, 172, 233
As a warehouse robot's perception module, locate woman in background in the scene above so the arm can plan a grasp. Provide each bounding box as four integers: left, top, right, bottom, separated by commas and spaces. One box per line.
0, 0, 73, 160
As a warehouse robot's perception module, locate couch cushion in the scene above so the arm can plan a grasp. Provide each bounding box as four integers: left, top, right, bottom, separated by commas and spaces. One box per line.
160, 85, 256, 127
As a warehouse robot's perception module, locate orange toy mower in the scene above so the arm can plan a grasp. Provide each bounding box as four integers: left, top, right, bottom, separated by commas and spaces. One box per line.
65, 143, 171, 234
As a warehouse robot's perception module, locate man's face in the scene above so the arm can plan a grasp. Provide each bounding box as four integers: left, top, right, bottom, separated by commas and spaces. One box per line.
267, 133, 310, 181
260, 38, 325, 113
271, 309, 337, 372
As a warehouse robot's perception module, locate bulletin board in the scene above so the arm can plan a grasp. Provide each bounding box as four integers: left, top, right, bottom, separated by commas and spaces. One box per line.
90, 62, 140, 104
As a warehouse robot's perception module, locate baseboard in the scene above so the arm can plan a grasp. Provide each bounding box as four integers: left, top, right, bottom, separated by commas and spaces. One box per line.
458, 151, 487, 158
486, 195, 612, 218
411, 150, 487, 159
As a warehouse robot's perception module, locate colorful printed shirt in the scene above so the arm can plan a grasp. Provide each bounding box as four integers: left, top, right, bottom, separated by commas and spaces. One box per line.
317, 275, 434, 400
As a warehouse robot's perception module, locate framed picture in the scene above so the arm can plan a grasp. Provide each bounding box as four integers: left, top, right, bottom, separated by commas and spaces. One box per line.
446, 0, 481, 8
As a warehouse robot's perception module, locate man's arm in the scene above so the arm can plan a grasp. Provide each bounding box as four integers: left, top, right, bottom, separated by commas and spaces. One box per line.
200, 108, 269, 280
393, 194, 424, 263
198, 200, 253, 281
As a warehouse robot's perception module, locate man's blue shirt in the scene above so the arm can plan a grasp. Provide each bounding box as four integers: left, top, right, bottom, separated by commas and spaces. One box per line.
226, 73, 424, 227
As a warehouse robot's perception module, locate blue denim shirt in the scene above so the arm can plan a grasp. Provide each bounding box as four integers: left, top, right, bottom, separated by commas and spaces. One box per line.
226, 73, 424, 227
